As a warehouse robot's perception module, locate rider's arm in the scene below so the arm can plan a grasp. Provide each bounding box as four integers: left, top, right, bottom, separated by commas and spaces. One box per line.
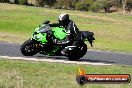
55, 21, 79, 45
49, 23, 60, 27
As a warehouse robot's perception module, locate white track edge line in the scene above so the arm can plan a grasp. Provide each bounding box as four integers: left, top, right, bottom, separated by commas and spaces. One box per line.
0, 56, 111, 65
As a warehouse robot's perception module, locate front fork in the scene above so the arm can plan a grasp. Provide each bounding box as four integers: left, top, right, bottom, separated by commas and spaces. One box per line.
31, 38, 44, 53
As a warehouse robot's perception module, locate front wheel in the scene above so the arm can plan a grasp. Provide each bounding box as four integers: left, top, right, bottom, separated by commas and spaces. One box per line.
20, 39, 38, 56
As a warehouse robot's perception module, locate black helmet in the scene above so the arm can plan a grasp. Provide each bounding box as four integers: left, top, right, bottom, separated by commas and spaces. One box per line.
58, 14, 70, 26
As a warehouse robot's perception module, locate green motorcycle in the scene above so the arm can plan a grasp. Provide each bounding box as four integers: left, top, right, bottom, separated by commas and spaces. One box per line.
20, 21, 95, 60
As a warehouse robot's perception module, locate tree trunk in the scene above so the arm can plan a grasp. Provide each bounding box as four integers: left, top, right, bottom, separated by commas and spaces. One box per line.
122, 0, 128, 14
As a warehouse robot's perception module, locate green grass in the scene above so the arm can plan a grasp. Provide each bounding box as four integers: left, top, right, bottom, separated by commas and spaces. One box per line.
0, 3, 132, 52
0, 59, 131, 88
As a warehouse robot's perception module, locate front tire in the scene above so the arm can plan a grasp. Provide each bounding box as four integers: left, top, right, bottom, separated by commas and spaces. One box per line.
20, 39, 38, 56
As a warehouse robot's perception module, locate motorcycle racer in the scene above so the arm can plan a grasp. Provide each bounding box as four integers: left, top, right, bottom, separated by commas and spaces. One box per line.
49, 13, 80, 55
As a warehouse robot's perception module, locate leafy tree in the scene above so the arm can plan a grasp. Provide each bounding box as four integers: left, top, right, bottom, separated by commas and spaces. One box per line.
1, 0, 131, 13
54, 0, 79, 9
27, 0, 56, 7
127, 0, 132, 12
44, 0, 56, 7
90, 1, 102, 12
75, 0, 93, 11
0, 0, 9, 2
18, 0, 27, 5
94, 0, 113, 13
54, 0, 65, 9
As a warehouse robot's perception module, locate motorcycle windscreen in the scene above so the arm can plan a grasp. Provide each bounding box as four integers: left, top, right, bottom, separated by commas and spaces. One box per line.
52, 27, 66, 40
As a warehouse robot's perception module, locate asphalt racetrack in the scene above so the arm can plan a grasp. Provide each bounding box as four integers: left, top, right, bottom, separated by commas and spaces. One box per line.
0, 42, 132, 65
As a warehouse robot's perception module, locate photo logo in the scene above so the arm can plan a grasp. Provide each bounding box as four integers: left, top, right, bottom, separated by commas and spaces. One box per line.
76, 67, 131, 85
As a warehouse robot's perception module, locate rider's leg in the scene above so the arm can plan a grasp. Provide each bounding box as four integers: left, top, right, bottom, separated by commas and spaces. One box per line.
61, 41, 78, 55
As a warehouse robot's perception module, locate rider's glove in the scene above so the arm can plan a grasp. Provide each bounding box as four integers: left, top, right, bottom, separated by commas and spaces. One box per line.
43, 20, 50, 24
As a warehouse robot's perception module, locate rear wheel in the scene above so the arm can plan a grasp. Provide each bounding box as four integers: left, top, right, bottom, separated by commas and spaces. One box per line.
20, 39, 38, 56
68, 43, 87, 61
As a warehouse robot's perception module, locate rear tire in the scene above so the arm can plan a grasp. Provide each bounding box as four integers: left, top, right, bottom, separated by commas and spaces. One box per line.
20, 39, 38, 56
68, 43, 87, 61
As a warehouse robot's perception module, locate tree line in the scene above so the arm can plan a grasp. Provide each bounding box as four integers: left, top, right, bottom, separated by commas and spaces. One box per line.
0, 0, 132, 13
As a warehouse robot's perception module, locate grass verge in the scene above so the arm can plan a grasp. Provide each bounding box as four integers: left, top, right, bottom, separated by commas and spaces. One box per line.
0, 59, 131, 88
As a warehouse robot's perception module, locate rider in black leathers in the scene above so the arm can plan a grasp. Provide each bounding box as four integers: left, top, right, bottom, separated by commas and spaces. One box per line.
49, 14, 80, 55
